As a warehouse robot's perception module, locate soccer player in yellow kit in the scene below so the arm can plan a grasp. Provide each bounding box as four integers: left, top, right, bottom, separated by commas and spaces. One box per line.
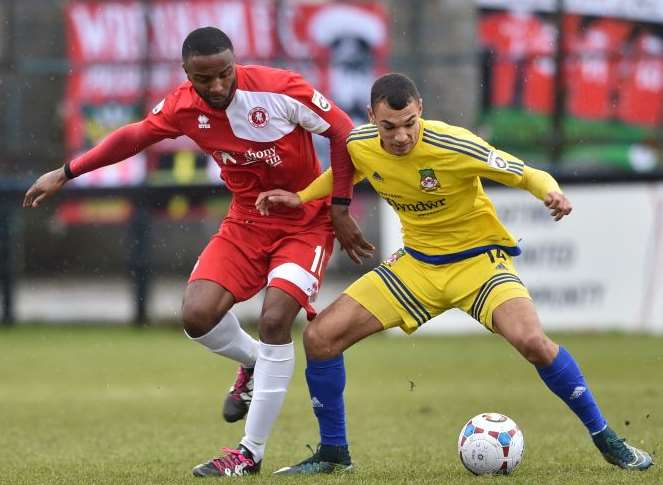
257, 73, 653, 474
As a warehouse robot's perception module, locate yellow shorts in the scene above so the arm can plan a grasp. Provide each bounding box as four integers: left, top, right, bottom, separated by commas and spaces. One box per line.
344, 248, 530, 334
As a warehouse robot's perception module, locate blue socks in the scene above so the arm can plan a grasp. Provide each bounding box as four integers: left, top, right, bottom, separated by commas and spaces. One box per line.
537, 346, 607, 435
306, 347, 606, 446
305, 355, 347, 446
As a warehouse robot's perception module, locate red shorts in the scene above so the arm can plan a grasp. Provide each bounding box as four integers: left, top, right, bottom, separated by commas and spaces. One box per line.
189, 215, 334, 320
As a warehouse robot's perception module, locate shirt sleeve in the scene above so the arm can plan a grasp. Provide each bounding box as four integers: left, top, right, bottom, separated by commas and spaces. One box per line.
444, 127, 561, 199
142, 93, 183, 139
69, 120, 166, 177
297, 168, 366, 203
283, 73, 355, 200
69, 94, 182, 177
516, 166, 562, 200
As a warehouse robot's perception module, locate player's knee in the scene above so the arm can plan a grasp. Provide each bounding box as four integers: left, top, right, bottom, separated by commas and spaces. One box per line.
258, 310, 291, 344
181, 299, 224, 338
303, 324, 324, 359
518, 333, 555, 366
303, 323, 338, 360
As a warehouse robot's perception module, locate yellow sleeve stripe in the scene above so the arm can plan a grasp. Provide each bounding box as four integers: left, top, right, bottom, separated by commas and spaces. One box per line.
350, 124, 377, 135
423, 129, 490, 154
347, 132, 378, 144
347, 124, 378, 143
423, 129, 525, 176
422, 135, 488, 163
423, 128, 490, 160
506, 161, 524, 176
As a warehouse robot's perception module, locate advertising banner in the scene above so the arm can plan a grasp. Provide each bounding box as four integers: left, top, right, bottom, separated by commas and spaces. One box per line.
380, 183, 663, 334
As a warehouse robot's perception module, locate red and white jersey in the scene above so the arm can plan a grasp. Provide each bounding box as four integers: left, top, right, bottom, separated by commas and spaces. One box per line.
143, 64, 352, 225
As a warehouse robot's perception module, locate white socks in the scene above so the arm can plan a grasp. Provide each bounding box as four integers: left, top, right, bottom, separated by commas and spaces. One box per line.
240, 341, 295, 462
186, 316, 294, 463
186, 311, 258, 367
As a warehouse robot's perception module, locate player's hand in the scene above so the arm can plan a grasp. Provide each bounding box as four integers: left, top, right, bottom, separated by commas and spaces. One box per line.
544, 191, 572, 221
255, 189, 302, 216
22, 167, 69, 208
331, 205, 375, 264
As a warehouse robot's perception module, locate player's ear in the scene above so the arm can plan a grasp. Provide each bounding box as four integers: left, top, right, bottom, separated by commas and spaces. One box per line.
417, 98, 423, 116
367, 105, 375, 124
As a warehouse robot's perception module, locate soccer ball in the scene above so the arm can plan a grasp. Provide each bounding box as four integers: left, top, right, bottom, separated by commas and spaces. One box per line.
457, 412, 524, 475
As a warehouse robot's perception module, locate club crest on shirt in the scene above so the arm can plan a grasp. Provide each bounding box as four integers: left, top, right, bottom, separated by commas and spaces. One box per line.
248, 107, 269, 128
418, 168, 440, 192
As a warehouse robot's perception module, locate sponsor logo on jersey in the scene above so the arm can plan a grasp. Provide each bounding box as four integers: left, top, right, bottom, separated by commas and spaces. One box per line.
213, 146, 282, 167
311, 89, 331, 112
152, 98, 165, 114
213, 150, 238, 165
245, 146, 281, 167
248, 106, 269, 127
198, 114, 211, 129
372, 171, 384, 181
383, 196, 446, 213
418, 168, 440, 192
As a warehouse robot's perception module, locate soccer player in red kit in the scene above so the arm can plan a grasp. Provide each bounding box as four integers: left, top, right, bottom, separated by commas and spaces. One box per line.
23, 27, 371, 477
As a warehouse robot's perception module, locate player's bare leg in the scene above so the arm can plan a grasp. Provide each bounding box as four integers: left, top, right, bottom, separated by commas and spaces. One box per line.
181, 279, 258, 366
493, 297, 653, 471
491, 297, 557, 367
275, 294, 382, 475
304, 294, 384, 360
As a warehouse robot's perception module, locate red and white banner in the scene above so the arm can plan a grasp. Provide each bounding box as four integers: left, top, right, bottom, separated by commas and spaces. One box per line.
64, 1, 389, 187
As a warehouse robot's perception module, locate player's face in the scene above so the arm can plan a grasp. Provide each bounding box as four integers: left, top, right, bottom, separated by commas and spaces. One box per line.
184, 50, 236, 109
369, 98, 422, 156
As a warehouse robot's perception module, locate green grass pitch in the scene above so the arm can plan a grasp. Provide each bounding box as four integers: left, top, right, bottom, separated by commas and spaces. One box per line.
0, 325, 661, 484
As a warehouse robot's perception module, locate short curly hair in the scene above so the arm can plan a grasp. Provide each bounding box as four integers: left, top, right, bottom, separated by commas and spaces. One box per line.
182, 27, 233, 60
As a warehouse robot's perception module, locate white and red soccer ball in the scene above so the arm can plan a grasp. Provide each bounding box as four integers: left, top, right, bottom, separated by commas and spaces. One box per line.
457, 413, 524, 475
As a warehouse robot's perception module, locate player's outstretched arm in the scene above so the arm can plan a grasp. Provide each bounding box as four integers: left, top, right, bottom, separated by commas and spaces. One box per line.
255, 168, 375, 264
294, 168, 374, 264
24, 120, 165, 209
517, 166, 572, 221
23, 166, 69, 208
544, 191, 572, 221
255, 189, 302, 216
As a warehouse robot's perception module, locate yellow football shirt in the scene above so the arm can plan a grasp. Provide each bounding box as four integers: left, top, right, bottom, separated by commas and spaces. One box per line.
298, 118, 560, 262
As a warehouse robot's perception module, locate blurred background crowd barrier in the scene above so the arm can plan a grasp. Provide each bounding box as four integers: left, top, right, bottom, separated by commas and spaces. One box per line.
1, 0, 662, 331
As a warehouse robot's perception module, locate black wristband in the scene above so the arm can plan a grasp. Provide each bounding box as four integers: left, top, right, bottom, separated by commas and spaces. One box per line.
63, 162, 75, 180
331, 197, 352, 206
